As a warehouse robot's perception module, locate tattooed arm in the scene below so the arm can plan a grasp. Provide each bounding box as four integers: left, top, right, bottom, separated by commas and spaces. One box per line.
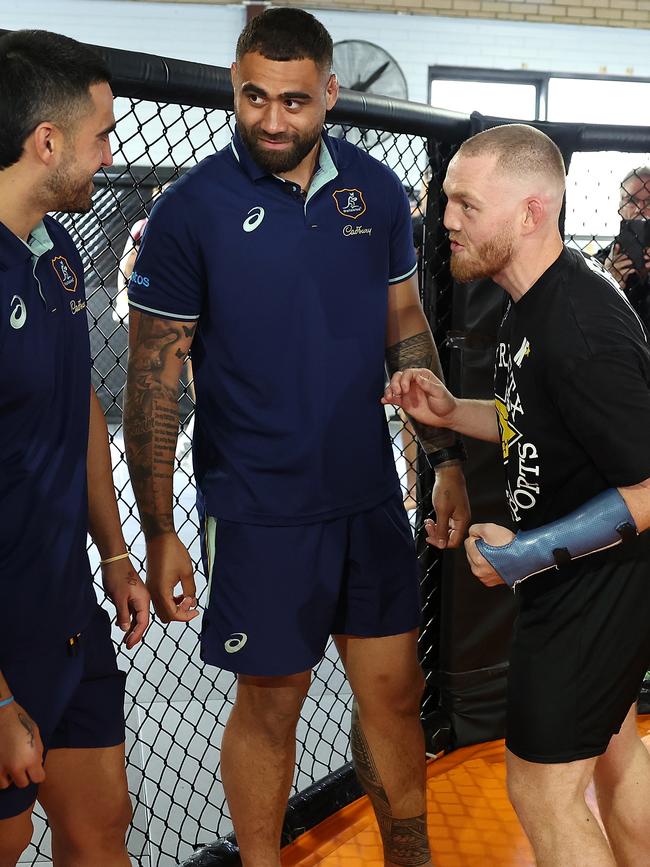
88, 386, 150, 648
0, 669, 45, 789
385, 275, 470, 548
123, 310, 198, 623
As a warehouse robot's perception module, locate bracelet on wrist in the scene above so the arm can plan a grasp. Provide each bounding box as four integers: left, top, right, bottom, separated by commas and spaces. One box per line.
100, 551, 130, 566
0, 695, 15, 709
425, 442, 467, 468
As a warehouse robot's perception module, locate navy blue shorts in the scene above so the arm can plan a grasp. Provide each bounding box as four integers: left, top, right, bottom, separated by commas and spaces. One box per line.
199, 493, 421, 676
0, 605, 126, 819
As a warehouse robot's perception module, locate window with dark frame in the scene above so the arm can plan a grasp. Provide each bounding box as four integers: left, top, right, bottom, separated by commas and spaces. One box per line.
429, 66, 650, 126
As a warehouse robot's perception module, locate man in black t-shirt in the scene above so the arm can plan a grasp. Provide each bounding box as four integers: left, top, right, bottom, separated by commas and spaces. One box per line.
385, 124, 650, 866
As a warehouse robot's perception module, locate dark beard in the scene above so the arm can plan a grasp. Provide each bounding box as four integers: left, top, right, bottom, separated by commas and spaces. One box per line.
44, 162, 94, 214
238, 122, 322, 174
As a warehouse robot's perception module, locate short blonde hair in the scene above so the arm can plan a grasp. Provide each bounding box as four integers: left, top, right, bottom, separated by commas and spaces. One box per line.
458, 124, 566, 191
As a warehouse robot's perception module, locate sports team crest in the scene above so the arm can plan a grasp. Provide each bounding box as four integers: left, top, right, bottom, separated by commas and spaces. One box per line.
51, 256, 78, 292
332, 188, 367, 220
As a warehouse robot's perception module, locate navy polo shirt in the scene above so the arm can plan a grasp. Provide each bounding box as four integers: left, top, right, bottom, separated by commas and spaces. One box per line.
129, 129, 417, 525
0, 216, 95, 661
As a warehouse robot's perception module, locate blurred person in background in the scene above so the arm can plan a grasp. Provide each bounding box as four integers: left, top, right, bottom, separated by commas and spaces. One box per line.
597, 166, 650, 328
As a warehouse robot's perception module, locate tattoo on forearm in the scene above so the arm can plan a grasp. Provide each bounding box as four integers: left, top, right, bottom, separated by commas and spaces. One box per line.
350, 704, 430, 865
386, 331, 454, 453
124, 318, 196, 539
18, 713, 35, 748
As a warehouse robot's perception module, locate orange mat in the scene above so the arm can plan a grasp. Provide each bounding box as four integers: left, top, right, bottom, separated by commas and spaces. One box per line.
282, 716, 650, 866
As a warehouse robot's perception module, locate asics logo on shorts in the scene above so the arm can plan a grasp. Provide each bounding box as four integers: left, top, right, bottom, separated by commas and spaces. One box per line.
10, 295, 27, 330
224, 632, 248, 653
243, 207, 265, 233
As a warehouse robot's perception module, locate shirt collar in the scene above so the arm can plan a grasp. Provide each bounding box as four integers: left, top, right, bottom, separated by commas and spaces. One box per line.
231, 125, 339, 189
27, 221, 54, 259
0, 219, 54, 270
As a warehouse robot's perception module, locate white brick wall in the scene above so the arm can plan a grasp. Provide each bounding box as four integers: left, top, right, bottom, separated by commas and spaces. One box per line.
5, 0, 650, 106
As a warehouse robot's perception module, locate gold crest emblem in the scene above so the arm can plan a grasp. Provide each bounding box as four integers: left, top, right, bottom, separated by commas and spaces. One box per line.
332, 189, 367, 220
51, 256, 78, 292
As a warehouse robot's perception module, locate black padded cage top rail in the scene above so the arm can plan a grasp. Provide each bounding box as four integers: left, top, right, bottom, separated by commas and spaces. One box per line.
2, 28, 650, 867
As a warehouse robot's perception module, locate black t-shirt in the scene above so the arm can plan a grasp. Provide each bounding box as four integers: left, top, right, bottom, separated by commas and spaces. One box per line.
495, 247, 650, 548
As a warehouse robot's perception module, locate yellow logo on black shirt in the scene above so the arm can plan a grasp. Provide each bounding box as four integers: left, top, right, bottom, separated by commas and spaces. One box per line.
495, 397, 522, 461
51, 256, 78, 292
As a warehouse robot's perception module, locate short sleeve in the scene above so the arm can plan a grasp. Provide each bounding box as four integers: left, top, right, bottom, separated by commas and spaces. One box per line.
388, 174, 417, 285
554, 349, 650, 487
128, 194, 203, 322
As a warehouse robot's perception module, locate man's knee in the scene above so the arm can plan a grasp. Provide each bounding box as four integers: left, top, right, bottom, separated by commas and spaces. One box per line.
51, 790, 131, 856
0, 810, 34, 867
233, 672, 311, 741
356, 666, 425, 720
506, 751, 593, 826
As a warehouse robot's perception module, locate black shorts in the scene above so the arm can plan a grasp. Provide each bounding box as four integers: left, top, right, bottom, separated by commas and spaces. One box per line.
0, 605, 126, 819
506, 553, 650, 763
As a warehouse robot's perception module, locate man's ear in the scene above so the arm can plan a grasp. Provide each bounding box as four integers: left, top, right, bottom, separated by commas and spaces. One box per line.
31, 122, 60, 166
325, 73, 339, 111
522, 197, 544, 235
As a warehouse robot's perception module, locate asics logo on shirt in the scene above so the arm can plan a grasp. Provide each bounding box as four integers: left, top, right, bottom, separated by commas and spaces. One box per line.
224, 632, 248, 653
9, 295, 27, 330
243, 207, 265, 233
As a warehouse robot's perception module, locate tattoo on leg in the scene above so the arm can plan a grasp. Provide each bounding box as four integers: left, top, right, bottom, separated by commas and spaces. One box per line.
350, 704, 430, 865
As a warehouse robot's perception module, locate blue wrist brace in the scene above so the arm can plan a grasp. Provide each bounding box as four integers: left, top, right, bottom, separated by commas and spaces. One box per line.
475, 488, 637, 589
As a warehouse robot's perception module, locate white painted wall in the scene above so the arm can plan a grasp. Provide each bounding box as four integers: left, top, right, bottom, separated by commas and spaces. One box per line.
0, 0, 244, 66
4, 0, 650, 106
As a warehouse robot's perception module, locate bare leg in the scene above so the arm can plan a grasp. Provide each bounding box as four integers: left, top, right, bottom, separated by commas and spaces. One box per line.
38, 744, 132, 866
336, 631, 432, 867
221, 671, 311, 867
0, 808, 34, 867
594, 703, 650, 867
506, 749, 614, 867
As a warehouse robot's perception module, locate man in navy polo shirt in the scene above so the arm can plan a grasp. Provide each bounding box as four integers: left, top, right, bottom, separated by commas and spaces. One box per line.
125, 9, 469, 865
0, 30, 150, 865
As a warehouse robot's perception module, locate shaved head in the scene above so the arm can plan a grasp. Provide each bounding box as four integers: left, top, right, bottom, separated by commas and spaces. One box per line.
443, 124, 566, 295
457, 124, 566, 199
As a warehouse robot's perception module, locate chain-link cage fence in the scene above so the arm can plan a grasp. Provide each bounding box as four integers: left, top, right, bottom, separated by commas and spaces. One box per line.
19, 67, 447, 866
11, 36, 650, 867
564, 154, 650, 329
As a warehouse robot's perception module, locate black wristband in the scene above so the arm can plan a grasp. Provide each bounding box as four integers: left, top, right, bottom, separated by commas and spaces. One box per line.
425, 442, 467, 468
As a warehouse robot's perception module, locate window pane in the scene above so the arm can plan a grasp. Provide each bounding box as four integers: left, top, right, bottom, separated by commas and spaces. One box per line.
430, 79, 537, 120
564, 151, 650, 251
548, 78, 650, 126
